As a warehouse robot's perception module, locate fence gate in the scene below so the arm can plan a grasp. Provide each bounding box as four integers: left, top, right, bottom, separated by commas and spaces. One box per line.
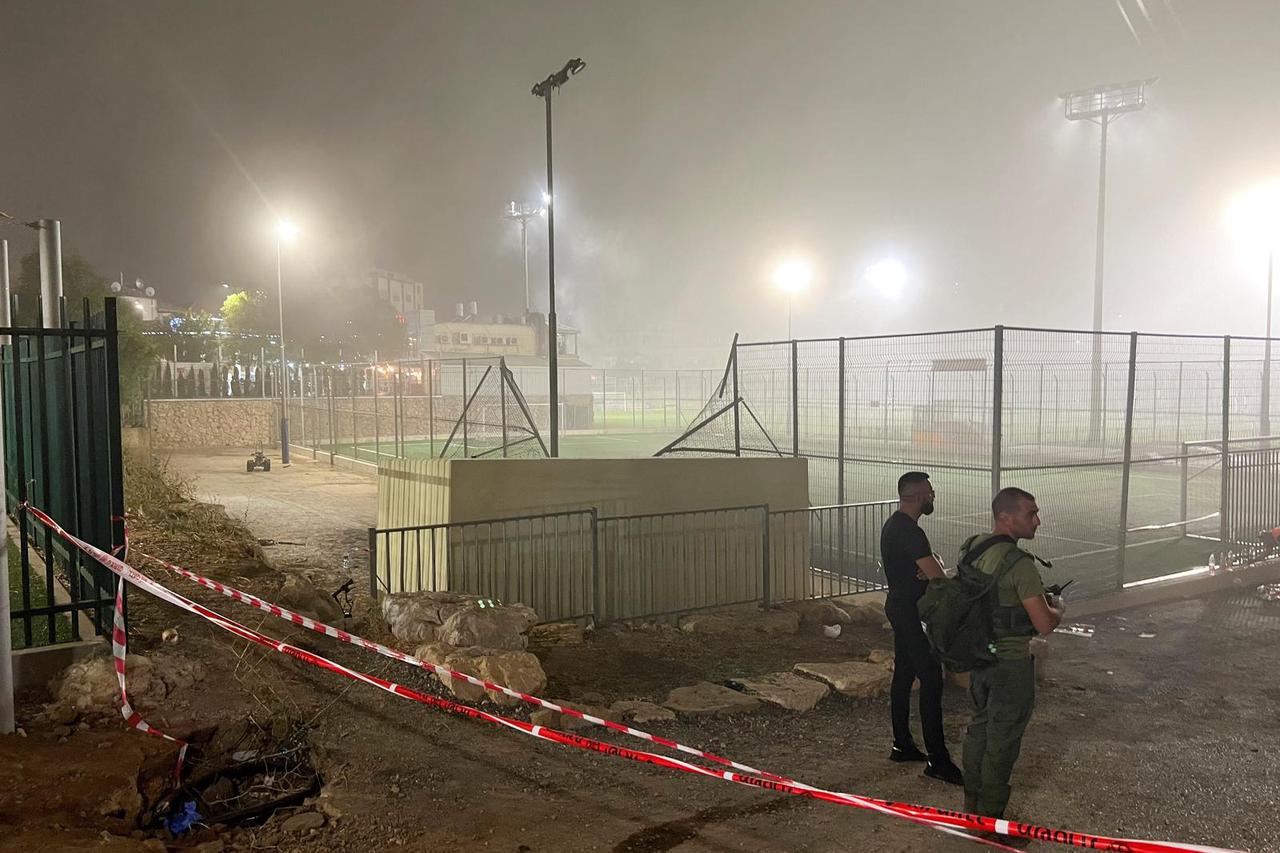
1225, 445, 1280, 562
3, 297, 125, 648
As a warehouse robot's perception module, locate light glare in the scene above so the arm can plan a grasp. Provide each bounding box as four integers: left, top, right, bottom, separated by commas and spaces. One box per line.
866, 259, 907, 297
773, 259, 813, 295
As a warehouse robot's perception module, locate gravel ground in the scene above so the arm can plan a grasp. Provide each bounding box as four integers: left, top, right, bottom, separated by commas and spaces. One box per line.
9, 448, 1271, 853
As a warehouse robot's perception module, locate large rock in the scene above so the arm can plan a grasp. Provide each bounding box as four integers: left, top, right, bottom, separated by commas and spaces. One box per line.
794, 661, 893, 699
440, 605, 537, 651
662, 682, 761, 717
840, 601, 889, 628
475, 651, 547, 706
412, 643, 545, 705
608, 700, 676, 724
867, 648, 895, 668
383, 591, 537, 651
678, 609, 799, 636
529, 622, 586, 646
276, 574, 344, 623
737, 672, 830, 712
383, 591, 486, 645
46, 653, 208, 720
784, 600, 852, 630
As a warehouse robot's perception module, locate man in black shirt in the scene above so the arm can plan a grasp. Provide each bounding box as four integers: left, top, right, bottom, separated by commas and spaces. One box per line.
879, 471, 963, 785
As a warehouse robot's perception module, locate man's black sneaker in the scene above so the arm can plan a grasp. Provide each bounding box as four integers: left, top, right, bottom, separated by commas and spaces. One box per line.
923, 759, 964, 785
888, 745, 928, 763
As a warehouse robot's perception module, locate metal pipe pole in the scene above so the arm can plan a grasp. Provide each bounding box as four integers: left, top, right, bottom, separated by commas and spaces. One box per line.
276, 236, 291, 465
543, 92, 560, 457
1263, 250, 1273, 436
1088, 114, 1109, 445
37, 219, 63, 328
522, 218, 531, 315
0, 352, 13, 732
1, 239, 10, 329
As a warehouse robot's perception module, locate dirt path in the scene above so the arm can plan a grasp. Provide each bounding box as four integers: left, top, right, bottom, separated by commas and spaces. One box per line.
162, 448, 376, 594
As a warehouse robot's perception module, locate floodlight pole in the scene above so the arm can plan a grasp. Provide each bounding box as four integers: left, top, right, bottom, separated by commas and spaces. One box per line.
531, 58, 585, 458
276, 235, 291, 466
1061, 79, 1154, 445
1088, 111, 1109, 445
505, 203, 541, 315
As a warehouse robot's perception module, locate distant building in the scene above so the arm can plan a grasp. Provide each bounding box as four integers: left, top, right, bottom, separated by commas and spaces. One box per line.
335, 268, 435, 352
424, 304, 585, 365
111, 277, 159, 322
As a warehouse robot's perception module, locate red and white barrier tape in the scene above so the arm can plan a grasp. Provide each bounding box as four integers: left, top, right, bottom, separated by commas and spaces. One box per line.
110, 575, 188, 778
24, 504, 1244, 853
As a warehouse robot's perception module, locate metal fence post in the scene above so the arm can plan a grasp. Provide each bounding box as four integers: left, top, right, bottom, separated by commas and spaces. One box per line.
1117, 332, 1138, 588
500, 357, 509, 457
1179, 441, 1189, 538
837, 338, 846, 504
761, 506, 771, 610
1220, 336, 1231, 555
791, 339, 799, 457
368, 527, 379, 598
991, 326, 1004, 497
590, 508, 603, 625
731, 343, 741, 456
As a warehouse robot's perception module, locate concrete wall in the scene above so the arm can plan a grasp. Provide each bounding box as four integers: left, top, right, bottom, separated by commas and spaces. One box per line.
374, 457, 809, 622
147, 399, 276, 448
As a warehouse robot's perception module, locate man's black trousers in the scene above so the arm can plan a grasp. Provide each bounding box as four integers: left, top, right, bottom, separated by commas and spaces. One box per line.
885, 596, 949, 760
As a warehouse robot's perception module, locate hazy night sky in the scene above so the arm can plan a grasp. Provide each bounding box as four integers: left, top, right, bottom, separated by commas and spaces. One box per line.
3, 1, 1280, 360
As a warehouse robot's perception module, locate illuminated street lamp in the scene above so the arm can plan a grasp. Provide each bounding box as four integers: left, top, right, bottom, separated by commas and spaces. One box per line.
1227, 181, 1280, 433
772, 259, 812, 340
1060, 77, 1155, 443
531, 57, 586, 457
275, 219, 299, 465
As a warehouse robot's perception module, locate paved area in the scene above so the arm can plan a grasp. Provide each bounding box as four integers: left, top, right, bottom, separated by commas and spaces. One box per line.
163, 447, 376, 594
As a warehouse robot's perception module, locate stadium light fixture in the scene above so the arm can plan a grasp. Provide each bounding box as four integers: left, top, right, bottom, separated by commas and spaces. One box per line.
1060, 77, 1155, 444
773, 259, 812, 339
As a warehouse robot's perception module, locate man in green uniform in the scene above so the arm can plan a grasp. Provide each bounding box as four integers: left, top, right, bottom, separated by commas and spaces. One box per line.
962, 487, 1065, 831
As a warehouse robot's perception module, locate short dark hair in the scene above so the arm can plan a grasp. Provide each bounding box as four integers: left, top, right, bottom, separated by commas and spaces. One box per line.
898, 471, 930, 497
992, 487, 1035, 517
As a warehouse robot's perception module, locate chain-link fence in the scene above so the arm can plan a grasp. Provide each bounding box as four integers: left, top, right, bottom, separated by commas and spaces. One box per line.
665, 327, 1280, 597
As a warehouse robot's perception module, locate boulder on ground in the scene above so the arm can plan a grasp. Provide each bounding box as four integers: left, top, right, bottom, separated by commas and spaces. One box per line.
384, 591, 537, 651
412, 642, 545, 705
737, 672, 830, 712
783, 600, 853, 630
277, 574, 344, 623
794, 660, 892, 699
662, 682, 761, 717
867, 648, 895, 668
608, 700, 676, 724
678, 609, 798, 636
440, 604, 537, 651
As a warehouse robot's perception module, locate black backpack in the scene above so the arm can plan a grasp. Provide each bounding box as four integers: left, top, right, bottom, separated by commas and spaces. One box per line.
917, 535, 1026, 672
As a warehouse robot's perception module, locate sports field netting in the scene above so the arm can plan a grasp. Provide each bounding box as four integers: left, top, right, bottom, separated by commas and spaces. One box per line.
661, 327, 1280, 596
